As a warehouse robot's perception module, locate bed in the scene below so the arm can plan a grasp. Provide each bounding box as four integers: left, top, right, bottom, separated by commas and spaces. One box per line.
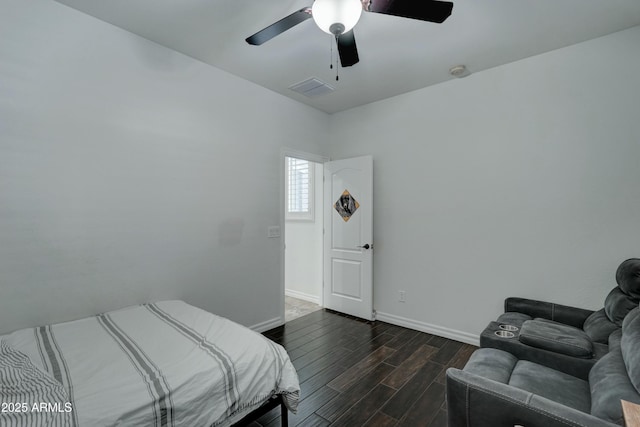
0, 300, 299, 426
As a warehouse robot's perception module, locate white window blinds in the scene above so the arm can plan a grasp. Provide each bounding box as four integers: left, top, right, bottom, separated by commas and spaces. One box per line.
286, 157, 314, 220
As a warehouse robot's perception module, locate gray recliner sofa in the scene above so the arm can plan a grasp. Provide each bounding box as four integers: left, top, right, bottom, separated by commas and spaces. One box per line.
480, 258, 640, 379
446, 306, 640, 426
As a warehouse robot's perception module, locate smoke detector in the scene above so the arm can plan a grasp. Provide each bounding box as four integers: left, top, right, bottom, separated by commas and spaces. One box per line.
449, 65, 471, 78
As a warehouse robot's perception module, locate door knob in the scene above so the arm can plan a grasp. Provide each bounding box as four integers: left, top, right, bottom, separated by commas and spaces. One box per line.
357, 244, 372, 250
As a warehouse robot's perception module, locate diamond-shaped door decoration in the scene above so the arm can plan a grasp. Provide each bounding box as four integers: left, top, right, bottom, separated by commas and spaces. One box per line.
335, 189, 359, 222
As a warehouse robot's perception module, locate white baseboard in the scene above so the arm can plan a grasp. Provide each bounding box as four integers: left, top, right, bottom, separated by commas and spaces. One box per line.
249, 316, 283, 333
375, 311, 480, 347
284, 289, 320, 305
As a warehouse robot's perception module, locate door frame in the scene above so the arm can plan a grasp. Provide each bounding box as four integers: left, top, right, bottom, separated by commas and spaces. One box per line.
279, 148, 329, 324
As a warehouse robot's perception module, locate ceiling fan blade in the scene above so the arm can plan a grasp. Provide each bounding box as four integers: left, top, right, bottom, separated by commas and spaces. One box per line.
246, 7, 312, 45
365, 0, 453, 24
337, 30, 359, 67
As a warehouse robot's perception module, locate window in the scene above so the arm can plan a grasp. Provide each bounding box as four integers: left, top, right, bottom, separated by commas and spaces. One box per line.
286, 157, 314, 221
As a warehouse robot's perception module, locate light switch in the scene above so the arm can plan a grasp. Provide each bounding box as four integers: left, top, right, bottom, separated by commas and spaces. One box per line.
267, 226, 281, 238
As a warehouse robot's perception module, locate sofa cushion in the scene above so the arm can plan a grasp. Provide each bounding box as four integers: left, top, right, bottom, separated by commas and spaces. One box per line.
462, 348, 518, 384
608, 328, 623, 350
622, 305, 640, 330
583, 308, 619, 344
589, 349, 640, 424
621, 307, 640, 393
519, 318, 594, 358
616, 258, 640, 300
604, 287, 639, 326
509, 360, 591, 414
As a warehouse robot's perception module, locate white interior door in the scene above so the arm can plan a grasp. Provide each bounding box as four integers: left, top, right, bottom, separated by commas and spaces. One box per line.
323, 155, 373, 320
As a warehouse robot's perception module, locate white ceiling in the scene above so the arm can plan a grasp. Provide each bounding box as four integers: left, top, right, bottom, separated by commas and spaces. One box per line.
55, 0, 640, 114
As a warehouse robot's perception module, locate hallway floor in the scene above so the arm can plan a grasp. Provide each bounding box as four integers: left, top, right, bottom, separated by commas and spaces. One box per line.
285, 296, 322, 322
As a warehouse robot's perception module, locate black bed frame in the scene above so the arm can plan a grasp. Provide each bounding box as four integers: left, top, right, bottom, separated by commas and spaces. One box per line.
231, 395, 288, 427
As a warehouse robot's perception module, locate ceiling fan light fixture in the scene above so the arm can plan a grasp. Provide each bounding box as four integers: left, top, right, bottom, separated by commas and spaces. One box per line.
312, 0, 363, 35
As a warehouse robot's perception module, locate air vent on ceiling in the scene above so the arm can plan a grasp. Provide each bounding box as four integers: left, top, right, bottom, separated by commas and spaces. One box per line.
289, 77, 335, 98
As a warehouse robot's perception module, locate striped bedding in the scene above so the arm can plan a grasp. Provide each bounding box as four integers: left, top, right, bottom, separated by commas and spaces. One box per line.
0, 300, 299, 426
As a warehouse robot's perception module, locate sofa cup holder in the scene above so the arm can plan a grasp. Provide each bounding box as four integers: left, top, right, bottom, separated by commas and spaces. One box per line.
494, 330, 516, 338
498, 324, 519, 332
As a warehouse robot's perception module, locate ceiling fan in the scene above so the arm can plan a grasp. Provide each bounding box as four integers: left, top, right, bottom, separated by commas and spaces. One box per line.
246, 0, 454, 67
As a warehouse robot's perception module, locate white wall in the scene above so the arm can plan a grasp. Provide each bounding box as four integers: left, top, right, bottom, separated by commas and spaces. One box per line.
0, 0, 329, 334
285, 162, 324, 304
329, 26, 640, 344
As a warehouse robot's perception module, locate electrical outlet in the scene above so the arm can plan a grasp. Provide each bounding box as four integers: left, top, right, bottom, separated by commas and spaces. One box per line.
399, 290, 406, 302
267, 226, 281, 238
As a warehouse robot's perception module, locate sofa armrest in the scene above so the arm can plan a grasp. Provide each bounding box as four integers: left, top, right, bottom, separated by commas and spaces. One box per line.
446, 368, 617, 427
504, 297, 594, 328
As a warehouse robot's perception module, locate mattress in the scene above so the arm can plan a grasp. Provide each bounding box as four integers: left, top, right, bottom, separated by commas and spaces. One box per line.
0, 300, 299, 426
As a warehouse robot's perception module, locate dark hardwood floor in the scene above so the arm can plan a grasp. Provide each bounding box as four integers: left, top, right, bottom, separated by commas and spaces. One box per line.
259, 309, 477, 427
